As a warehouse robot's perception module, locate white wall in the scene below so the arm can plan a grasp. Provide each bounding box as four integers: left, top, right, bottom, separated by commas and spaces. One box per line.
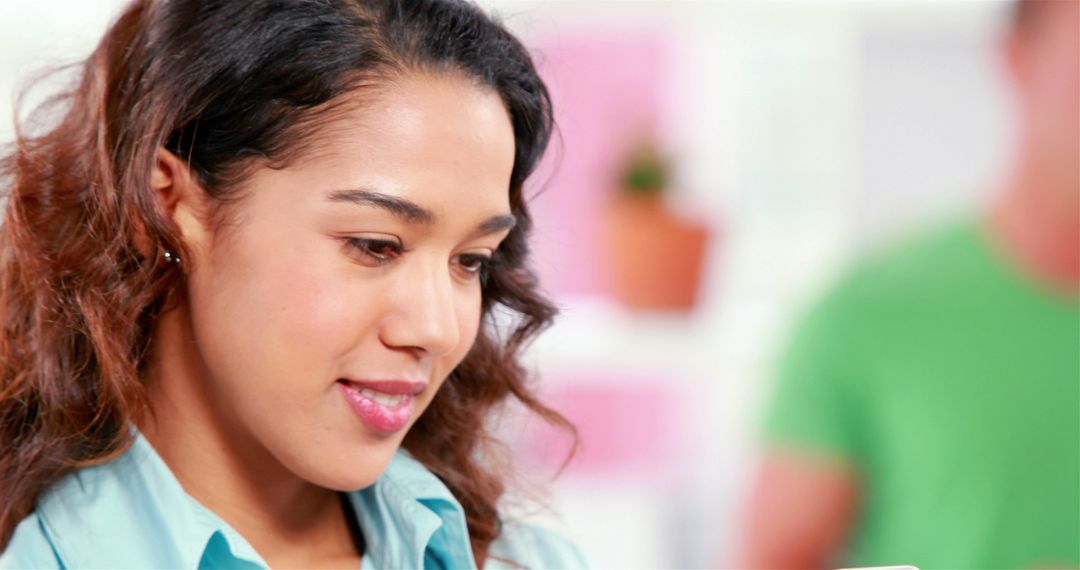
0, 1, 129, 144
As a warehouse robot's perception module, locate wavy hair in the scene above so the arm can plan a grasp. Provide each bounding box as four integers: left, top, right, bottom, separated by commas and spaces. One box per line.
0, 0, 573, 560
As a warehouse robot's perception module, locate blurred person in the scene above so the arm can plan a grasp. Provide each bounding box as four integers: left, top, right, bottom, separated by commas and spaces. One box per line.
742, 0, 1079, 568
0, 0, 586, 568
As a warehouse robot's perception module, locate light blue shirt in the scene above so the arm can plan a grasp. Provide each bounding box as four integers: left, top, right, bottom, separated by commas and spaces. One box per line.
0, 433, 589, 569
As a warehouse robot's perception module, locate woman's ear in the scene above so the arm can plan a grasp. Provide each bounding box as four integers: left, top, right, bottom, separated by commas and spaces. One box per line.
143, 147, 213, 264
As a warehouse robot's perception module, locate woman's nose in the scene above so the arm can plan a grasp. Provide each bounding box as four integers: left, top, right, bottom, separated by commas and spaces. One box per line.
378, 259, 461, 358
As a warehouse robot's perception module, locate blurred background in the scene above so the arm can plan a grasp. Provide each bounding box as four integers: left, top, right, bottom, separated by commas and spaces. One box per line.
0, 1, 1031, 567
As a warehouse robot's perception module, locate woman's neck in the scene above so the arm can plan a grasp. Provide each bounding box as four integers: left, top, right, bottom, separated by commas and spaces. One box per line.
141, 303, 362, 568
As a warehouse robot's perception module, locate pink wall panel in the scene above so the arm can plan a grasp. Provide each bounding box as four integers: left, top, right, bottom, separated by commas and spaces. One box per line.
515, 373, 688, 483
526, 29, 674, 297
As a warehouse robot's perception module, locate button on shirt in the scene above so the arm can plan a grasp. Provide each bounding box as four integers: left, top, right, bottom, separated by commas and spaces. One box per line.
0, 433, 589, 569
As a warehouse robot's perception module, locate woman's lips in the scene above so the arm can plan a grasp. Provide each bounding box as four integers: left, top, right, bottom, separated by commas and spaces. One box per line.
338, 379, 426, 434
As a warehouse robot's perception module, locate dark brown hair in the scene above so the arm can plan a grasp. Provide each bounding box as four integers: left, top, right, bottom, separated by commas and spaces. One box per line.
0, 0, 573, 560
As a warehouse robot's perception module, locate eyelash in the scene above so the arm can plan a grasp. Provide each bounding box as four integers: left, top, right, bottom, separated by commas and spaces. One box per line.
343, 238, 498, 281
344, 237, 403, 264
457, 253, 498, 280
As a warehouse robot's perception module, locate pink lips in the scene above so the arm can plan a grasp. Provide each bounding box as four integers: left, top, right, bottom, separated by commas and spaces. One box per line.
338, 379, 426, 434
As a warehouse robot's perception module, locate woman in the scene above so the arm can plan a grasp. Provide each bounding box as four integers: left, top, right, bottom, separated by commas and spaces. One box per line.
0, 0, 584, 567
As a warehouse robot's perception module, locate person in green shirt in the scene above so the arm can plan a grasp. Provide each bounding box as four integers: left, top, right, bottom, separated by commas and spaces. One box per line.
741, 1, 1079, 568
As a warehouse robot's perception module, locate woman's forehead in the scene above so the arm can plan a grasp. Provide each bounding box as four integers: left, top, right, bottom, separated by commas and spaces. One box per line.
235, 74, 516, 222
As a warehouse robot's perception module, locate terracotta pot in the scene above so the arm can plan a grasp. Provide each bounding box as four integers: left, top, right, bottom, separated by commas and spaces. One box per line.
604, 194, 710, 310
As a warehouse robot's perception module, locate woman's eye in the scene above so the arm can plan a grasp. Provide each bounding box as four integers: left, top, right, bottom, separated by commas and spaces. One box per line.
455, 253, 496, 279
343, 237, 403, 265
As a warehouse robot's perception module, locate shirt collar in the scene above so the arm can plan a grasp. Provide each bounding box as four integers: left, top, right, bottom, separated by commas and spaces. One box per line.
34, 431, 475, 569
35, 432, 267, 569
348, 450, 477, 569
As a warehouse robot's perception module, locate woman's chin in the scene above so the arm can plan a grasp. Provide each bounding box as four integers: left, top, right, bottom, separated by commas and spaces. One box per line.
286, 437, 401, 492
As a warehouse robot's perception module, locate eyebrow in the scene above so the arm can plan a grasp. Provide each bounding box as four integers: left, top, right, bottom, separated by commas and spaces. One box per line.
327, 189, 434, 224
326, 188, 517, 235
475, 214, 517, 235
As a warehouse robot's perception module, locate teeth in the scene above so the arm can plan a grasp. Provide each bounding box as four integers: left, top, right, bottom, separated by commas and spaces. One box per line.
359, 388, 408, 408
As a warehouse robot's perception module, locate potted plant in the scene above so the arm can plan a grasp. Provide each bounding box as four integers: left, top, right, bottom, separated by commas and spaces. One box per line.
604, 139, 710, 311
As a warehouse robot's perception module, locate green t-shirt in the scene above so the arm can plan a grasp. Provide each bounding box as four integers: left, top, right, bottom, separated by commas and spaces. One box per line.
766, 220, 1079, 569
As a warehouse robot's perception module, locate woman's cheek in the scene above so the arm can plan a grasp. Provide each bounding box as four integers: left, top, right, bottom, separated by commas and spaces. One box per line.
448, 291, 484, 365
272, 271, 372, 357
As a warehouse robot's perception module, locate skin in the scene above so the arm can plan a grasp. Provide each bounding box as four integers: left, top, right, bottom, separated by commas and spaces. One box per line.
740, 2, 1079, 567
741, 449, 859, 569
141, 72, 517, 568
990, 0, 1079, 292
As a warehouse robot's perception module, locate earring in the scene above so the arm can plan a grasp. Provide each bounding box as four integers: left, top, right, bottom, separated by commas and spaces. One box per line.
163, 250, 181, 264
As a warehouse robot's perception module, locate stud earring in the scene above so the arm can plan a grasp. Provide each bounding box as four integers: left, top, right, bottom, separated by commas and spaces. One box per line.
163, 250, 181, 264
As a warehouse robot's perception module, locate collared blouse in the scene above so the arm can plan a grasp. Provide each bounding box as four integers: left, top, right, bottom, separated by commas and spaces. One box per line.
0, 433, 589, 569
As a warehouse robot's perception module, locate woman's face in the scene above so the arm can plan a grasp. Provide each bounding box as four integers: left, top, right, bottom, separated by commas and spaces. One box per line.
178, 73, 516, 490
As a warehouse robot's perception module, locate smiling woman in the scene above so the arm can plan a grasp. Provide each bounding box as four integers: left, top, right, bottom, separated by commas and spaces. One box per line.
0, 1, 584, 568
